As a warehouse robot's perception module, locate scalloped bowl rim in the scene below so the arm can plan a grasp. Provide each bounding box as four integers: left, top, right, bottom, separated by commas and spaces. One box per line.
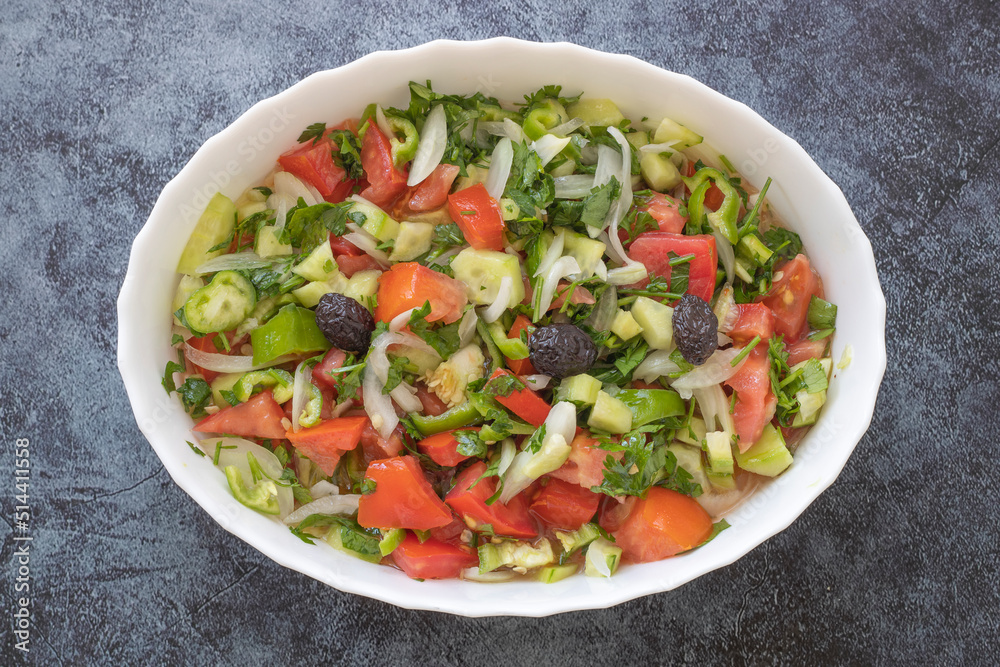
118, 37, 886, 616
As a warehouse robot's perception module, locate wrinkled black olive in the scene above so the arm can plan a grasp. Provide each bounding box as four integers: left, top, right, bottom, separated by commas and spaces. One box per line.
672, 293, 719, 366
315, 293, 376, 353
528, 323, 597, 379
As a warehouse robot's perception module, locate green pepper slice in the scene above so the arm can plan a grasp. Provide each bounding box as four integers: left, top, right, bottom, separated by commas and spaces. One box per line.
409, 401, 483, 436
250, 304, 330, 365
298, 381, 323, 428
522, 99, 568, 141
486, 321, 529, 361
385, 115, 419, 166
614, 389, 685, 428
224, 466, 280, 515
233, 369, 294, 403
683, 167, 741, 244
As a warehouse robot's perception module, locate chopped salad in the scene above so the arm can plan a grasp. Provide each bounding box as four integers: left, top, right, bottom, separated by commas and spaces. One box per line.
164, 83, 838, 582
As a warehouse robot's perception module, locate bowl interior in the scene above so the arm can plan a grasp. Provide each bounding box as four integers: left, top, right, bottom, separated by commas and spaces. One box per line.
118, 38, 886, 616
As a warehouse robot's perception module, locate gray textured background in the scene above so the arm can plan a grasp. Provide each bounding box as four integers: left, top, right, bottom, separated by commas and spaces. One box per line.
2, 0, 999, 664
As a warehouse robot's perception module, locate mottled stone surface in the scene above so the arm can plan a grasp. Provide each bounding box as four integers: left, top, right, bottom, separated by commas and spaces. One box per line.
2, 0, 998, 664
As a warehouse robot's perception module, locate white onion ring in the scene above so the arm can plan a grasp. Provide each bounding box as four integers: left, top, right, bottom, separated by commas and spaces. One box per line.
481, 275, 513, 323
553, 174, 597, 199
484, 137, 513, 201
364, 330, 441, 438
407, 104, 448, 186
274, 171, 319, 207
194, 252, 273, 274
290, 361, 310, 433
634, 349, 681, 383
537, 256, 581, 314
670, 348, 748, 400
183, 342, 297, 373
458, 308, 478, 347
530, 134, 572, 167
283, 494, 362, 524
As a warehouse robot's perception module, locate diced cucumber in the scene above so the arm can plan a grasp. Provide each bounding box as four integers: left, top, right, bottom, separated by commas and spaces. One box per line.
450, 247, 525, 307
554, 522, 602, 554
652, 117, 703, 150
538, 563, 578, 584
666, 443, 709, 493
734, 257, 755, 283
675, 416, 707, 447
324, 524, 381, 564
792, 389, 827, 427
177, 193, 237, 274
292, 241, 339, 282
389, 221, 435, 262
292, 273, 349, 308
567, 98, 625, 128
640, 152, 682, 191
255, 225, 293, 258
561, 229, 607, 279
555, 373, 602, 407
237, 201, 267, 222
707, 470, 736, 490
630, 297, 674, 350
498, 197, 520, 221
584, 537, 622, 578
210, 372, 243, 407
353, 200, 399, 242
344, 269, 380, 308
587, 391, 633, 434
703, 431, 734, 475
479, 539, 555, 574
183, 270, 256, 334
626, 131, 649, 150
172, 275, 205, 325
738, 234, 773, 266
610, 308, 643, 341
734, 423, 793, 477
454, 164, 487, 191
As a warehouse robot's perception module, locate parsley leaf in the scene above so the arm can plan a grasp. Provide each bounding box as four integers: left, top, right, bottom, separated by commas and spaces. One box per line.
524, 425, 547, 454
454, 429, 488, 458
297, 122, 327, 145
176, 378, 212, 416
485, 372, 526, 398
407, 302, 463, 359
383, 355, 411, 394
328, 129, 364, 180
161, 360, 184, 393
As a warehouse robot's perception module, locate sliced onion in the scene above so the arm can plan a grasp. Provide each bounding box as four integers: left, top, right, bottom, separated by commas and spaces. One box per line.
634, 349, 681, 383
531, 134, 572, 167
578, 143, 598, 165
484, 137, 513, 200
481, 275, 512, 323
428, 246, 460, 267
502, 118, 525, 144
534, 229, 566, 279
583, 284, 618, 331
605, 262, 648, 285
407, 104, 448, 186
374, 104, 393, 139
478, 121, 507, 137
718, 332, 733, 346
195, 251, 273, 274
183, 342, 297, 373
206, 437, 293, 518
593, 144, 622, 188
458, 308, 479, 347
714, 229, 735, 285
497, 438, 516, 477
537, 256, 581, 314
670, 348, 748, 400
274, 171, 319, 207
693, 384, 735, 435
344, 226, 391, 267
714, 284, 738, 333
389, 307, 418, 332
545, 401, 577, 446
309, 480, 339, 499
389, 381, 423, 413
290, 361, 310, 433
638, 140, 679, 155
548, 117, 585, 137
523, 374, 552, 390
271, 193, 290, 231
365, 330, 441, 438
283, 494, 362, 524
553, 174, 597, 199
329, 398, 354, 419
604, 126, 634, 266
462, 567, 516, 582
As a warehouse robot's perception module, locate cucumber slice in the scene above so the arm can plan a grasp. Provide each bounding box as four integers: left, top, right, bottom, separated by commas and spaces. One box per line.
792, 389, 827, 427
172, 275, 205, 325
183, 270, 256, 334
176, 193, 237, 274
666, 443, 709, 494
652, 117, 703, 150
389, 221, 435, 262
735, 424, 793, 477
561, 228, 607, 278
344, 269, 380, 308
626, 131, 649, 151
292, 241, 339, 282
255, 225, 293, 258
610, 309, 643, 341
675, 416, 707, 447
539, 564, 578, 584
291, 273, 349, 308
554, 522, 601, 554
567, 98, 625, 128
640, 152, 682, 191
703, 431, 735, 475
451, 247, 525, 307
357, 202, 399, 242
555, 373, 602, 407
210, 372, 243, 407
630, 297, 674, 350
587, 391, 633, 434
584, 537, 622, 578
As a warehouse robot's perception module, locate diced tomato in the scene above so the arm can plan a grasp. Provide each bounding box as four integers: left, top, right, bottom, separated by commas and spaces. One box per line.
428, 516, 468, 546
415, 384, 449, 417
447, 183, 505, 251
373, 262, 467, 325
729, 303, 775, 344
335, 253, 382, 277
703, 183, 725, 211
549, 283, 596, 311
284, 416, 367, 476
418, 428, 481, 468
360, 125, 409, 209
549, 431, 622, 489
758, 254, 820, 341
610, 487, 713, 563
359, 419, 404, 462
628, 232, 719, 302
725, 345, 777, 452
445, 461, 538, 538
193, 390, 287, 440
597, 495, 637, 533
639, 192, 687, 234
529, 478, 601, 530
329, 234, 363, 256
786, 338, 828, 366
409, 164, 461, 212
391, 533, 478, 580
278, 138, 354, 203
357, 456, 452, 530
311, 348, 347, 392
488, 369, 551, 427
505, 314, 536, 376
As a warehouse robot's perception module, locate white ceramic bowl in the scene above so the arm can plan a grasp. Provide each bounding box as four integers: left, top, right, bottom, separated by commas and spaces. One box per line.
118, 38, 886, 616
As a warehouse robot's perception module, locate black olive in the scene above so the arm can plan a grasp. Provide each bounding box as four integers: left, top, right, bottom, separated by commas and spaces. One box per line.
528, 323, 597, 379
315, 293, 376, 353
672, 293, 719, 366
